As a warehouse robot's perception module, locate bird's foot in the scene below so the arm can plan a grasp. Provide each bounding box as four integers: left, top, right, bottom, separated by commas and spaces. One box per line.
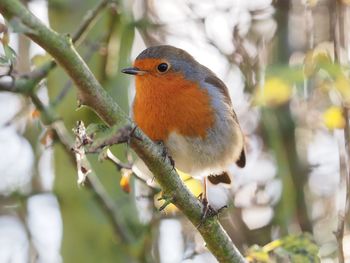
156, 140, 175, 169
197, 193, 227, 228
122, 124, 143, 144
196, 195, 216, 228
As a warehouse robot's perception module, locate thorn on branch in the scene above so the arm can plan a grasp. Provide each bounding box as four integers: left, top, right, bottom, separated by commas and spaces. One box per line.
86, 124, 142, 153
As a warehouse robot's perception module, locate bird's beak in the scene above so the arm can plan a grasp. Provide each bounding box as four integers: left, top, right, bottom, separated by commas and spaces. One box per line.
121, 67, 146, 76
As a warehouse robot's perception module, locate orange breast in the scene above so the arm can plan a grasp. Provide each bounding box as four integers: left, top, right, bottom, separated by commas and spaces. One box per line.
132, 70, 215, 142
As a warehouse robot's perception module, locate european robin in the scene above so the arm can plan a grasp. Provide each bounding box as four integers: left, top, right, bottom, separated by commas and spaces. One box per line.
122, 45, 245, 216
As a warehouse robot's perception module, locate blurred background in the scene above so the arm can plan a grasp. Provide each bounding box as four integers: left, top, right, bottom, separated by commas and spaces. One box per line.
0, 0, 349, 262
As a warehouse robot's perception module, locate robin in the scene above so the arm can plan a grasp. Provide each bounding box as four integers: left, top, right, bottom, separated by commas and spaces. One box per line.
122, 45, 245, 217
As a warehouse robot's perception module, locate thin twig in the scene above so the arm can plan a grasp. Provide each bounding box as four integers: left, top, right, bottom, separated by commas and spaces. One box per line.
52, 40, 103, 106
1, 75, 136, 245
32, 100, 134, 244
104, 149, 160, 191
0, 0, 111, 94
105, 149, 132, 170
42, 109, 135, 245
72, 0, 110, 44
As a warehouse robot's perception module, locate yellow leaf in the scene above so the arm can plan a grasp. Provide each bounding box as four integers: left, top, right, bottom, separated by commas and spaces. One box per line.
323, 106, 345, 130
120, 168, 132, 193
1, 30, 9, 46
304, 48, 332, 77
341, 0, 350, 5
254, 77, 292, 107
31, 109, 41, 119
245, 252, 270, 263
263, 239, 283, 252
245, 245, 270, 263
304, 0, 319, 6
304, 51, 316, 77
179, 171, 203, 197
31, 54, 51, 67
155, 171, 203, 214
335, 74, 350, 105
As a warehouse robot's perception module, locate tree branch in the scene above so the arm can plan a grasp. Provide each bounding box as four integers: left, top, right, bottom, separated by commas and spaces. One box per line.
0, 0, 110, 94
0, 1, 246, 262
27, 94, 135, 245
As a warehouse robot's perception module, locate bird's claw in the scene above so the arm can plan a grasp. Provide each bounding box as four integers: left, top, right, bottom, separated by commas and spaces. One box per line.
156, 141, 175, 169
125, 125, 143, 144
196, 194, 227, 228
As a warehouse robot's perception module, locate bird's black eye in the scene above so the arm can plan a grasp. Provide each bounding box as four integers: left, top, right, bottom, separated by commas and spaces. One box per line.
157, 63, 169, 73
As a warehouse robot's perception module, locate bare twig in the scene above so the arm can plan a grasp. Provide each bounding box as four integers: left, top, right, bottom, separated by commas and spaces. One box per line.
0, 0, 111, 94
38, 107, 135, 245
72, 0, 110, 44
104, 149, 132, 170
52, 40, 103, 106
102, 143, 160, 192
0, 71, 135, 246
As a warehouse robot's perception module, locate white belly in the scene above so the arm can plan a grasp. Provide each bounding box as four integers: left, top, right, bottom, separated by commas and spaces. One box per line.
165, 116, 243, 178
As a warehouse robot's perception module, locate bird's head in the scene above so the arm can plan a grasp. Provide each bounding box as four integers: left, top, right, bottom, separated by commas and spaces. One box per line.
122, 45, 202, 92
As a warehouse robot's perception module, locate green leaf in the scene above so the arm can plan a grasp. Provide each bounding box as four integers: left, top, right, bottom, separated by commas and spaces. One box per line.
246, 233, 320, 263
0, 55, 9, 65
246, 245, 270, 262
3, 45, 17, 64
276, 233, 320, 263
86, 123, 110, 137
266, 65, 305, 84
31, 54, 52, 67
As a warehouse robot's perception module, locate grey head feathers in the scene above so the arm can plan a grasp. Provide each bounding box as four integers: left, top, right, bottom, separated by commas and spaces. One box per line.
136, 45, 213, 82
136, 45, 195, 62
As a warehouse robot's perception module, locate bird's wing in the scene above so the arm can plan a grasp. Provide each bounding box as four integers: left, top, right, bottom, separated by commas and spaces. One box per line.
204, 75, 246, 168
207, 172, 231, 185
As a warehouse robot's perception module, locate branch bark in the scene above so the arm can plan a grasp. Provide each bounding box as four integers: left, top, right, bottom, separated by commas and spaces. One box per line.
0, 1, 246, 262
24, 93, 135, 246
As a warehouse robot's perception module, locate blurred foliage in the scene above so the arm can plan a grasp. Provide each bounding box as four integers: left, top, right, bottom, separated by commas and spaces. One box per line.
254, 77, 292, 107
323, 106, 345, 129
46, 0, 139, 262
246, 233, 320, 263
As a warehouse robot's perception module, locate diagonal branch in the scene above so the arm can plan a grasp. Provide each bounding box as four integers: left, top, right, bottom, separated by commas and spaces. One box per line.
0, 1, 246, 262
29, 94, 135, 245
0, 0, 111, 94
